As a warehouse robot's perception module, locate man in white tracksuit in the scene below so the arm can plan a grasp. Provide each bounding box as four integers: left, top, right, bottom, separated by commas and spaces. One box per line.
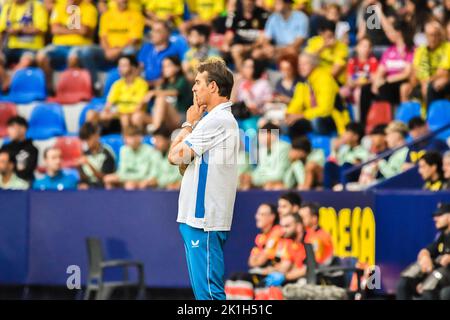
168, 58, 239, 300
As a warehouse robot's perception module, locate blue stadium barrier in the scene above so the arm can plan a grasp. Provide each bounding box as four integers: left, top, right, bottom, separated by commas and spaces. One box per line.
0, 191, 29, 284
368, 166, 423, 190
343, 121, 450, 185
1, 190, 450, 295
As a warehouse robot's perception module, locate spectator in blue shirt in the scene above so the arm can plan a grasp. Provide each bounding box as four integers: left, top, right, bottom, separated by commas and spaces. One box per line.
138, 20, 187, 86
257, 0, 309, 59
33, 147, 78, 191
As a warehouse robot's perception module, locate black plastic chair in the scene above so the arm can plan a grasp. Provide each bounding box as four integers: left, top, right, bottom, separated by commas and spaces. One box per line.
84, 238, 146, 300
304, 243, 365, 299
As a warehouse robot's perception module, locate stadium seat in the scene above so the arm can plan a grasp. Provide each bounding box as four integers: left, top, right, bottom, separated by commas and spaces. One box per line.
63, 168, 80, 181
309, 133, 333, 158
102, 68, 120, 99
0, 102, 17, 137
79, 101, 104, 128
27, 103, 66, 140
100, 134, 124, 163
365, 101, 392, 134
427, 99, 450, 141
142, 135, 154, 146
84, 237, 145, 300
0, 68, 46, 103
395, 101, 421, 124
280, 135, 291, 144
54, 136, 82, 168
48, 68, 93, 104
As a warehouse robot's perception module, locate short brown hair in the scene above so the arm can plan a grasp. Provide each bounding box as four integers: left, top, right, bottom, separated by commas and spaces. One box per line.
196, 57, 234, 99
123, 125, 143, 137
79, 122, 100, 140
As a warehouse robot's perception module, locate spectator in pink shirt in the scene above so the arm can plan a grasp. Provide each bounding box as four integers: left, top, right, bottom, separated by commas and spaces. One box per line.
232, 57, 273, 131
236, 57, 273, 112
360, 19, 415, 124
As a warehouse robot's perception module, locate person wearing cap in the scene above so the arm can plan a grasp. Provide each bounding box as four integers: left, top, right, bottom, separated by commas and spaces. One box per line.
0, 116, 38, 182
397, 202, 450, 300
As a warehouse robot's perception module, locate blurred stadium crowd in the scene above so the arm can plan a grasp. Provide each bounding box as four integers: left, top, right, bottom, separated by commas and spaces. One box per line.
0, 0, 449, 191
225, 192, 450, 300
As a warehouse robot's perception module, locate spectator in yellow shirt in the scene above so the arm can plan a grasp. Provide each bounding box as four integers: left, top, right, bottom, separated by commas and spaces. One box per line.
97, 55, 149, 133
180, 0, 225, 36
260, 0, 311, 13
96, 0, 145, 14
190, 0, 224, 22
0, 0, 48, 91
412, 20, 450, 105
144, 0, 184, 28
184, 0, 224, 28
79, 0, 144, 90
0, 0, 48, 64
304, 18, 348, 85
286, 53, 346, 136
37, 0, 98, 90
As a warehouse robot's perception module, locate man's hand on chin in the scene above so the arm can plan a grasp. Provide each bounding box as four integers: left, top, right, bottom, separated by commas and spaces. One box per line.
179, 163, 189, 176
186, 93, 207, 124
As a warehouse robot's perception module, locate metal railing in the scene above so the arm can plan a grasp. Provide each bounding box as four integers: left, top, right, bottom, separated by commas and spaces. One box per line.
342, 122, 450, 186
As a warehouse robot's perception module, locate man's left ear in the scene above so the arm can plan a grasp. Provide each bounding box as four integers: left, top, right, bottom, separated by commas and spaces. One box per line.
209, 81, 217, 94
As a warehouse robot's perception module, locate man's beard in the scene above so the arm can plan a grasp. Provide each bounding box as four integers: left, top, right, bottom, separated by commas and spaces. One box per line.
284, 232, 297, 241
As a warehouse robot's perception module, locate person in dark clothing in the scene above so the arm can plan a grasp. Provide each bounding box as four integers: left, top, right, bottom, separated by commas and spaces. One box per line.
418, 151, 446, 191
397, 202, 450, 300
404, 117, 449, 169
357, 0, 397, 51
0, 116, 38, 182
77, 122, 116, 189
225, 0, 269, 70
